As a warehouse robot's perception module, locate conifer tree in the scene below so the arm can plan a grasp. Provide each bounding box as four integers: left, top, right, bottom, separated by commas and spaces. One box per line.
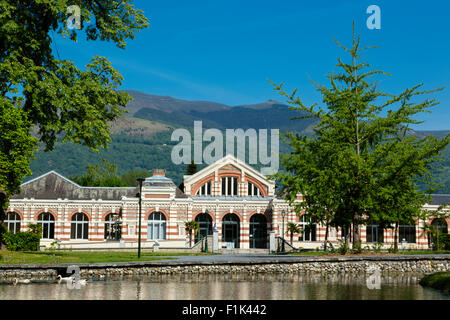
271, 24, 450, 251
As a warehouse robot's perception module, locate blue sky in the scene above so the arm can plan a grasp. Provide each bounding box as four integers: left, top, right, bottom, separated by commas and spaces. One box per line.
55, 0, 450, 130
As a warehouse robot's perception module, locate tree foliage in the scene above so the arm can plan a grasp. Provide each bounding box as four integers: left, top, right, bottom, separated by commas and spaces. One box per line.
0, 1, 149, 210
271, 25, 450, 251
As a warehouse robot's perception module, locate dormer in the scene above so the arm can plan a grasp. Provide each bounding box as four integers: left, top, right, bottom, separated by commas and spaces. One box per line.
183, 154, 275, 197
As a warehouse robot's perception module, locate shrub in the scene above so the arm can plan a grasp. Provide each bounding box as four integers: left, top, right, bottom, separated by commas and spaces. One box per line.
2, 231, 41, 251
0, 224, 7, 245
440, 233, 450, 250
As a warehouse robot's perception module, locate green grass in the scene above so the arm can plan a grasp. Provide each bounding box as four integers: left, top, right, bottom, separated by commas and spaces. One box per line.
419, 272, 450, 294
0, 250, 215, 264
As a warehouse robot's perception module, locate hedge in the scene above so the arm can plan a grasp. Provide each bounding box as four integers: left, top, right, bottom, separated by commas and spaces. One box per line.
2, 231, 41, 251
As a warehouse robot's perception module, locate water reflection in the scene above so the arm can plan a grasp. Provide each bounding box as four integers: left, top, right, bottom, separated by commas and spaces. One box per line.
0, 273, 447, 300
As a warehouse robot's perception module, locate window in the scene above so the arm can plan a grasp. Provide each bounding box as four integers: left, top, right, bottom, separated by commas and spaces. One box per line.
4, 212, 21, 234
221, 177, 238, 196
71, 212, 89, 240
399, 225, 416, 244
37, 212, 55, 239
196, 181, 212, 196
247, 182, 262, 196
366, 224, 384, 243
104, 213, 122, 240
147, 212, 166, 240
298, 215, 316, 242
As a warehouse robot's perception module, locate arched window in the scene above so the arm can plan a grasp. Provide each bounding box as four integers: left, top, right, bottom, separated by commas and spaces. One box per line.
221, 176, 238, 196
196, 181, 212, 196
399, 225, 416, 244
4, 212, 21, 234
37, 212, 55, 239
147, 212, 166, 240
71, 212, 89, 240
247, 182, 262, 196
431, 218, 448, 234
104, 213, 122, 240
194, 212, 213, 242
298, 215, 316, 242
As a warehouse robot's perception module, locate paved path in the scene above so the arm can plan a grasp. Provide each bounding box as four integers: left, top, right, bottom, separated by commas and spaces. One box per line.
144, 253, 450, 264
1, 254, 448, 269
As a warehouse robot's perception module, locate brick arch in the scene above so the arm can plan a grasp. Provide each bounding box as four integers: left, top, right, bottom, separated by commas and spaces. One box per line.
5, 209, 24, 221
192, 210, 216, 222
218, 210, 243, 222
68, 210, 91, 221
145, 209, 169, 221
101, 211, 115, 221
191, 174, 215, 196
244, 175, 268, 197
34, 209, 58, 221
247, 211, 270, 223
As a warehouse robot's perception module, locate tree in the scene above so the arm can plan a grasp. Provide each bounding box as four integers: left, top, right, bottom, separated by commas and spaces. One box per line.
286, 222, 301, 245
121, 170, 151, 187
184, 221, 199, 247
0, 99, 37, 223
0, 1, 149, 215
70, 159, 127, 187
186, 159, 198, 175
271, 24, 450, 251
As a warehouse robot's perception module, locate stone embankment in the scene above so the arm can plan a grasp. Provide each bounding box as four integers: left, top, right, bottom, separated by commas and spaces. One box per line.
0, 256, 449, 279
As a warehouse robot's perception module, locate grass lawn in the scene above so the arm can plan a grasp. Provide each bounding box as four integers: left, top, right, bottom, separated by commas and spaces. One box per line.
419, 272, 450, 294
0, 250, 216, 264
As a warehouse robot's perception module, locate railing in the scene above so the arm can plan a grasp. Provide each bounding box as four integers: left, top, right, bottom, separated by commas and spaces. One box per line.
275, 236, 300, 253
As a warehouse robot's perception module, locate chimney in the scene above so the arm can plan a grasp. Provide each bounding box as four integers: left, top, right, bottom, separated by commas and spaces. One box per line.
152, 169, 166, 176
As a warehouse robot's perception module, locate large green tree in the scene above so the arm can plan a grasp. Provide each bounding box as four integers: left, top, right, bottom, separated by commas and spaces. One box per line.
272, 26, 450, 251
0, 1, 149, 217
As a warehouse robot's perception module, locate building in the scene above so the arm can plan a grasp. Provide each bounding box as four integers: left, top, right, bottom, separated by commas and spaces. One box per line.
3, 154, 449, 250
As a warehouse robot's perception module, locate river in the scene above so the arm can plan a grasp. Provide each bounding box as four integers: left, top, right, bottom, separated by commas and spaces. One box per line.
0, 272, 447, 300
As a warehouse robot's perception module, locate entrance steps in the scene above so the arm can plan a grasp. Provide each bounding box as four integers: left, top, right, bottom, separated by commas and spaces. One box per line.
219, 248, 270, 255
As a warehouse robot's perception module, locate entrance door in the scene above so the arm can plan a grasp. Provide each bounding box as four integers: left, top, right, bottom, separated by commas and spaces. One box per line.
222, 213, 240, 248
250, 214, 267, 248
195, 212, 213, 243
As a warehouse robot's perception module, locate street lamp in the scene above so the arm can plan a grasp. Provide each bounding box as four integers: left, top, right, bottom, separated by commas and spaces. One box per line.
137, 177, 145, 259
281, 209, 286, 252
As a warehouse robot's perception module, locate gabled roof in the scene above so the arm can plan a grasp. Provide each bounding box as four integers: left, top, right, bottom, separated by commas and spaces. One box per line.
13, 171, 136, 201
183, 154, 274, 186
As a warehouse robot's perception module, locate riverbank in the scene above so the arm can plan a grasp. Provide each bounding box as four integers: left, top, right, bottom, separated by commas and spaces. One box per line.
419, 272, 450, 294
0, 254, 449, 279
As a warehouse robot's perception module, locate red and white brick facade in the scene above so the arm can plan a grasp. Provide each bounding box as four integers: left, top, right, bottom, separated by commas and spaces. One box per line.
6, 155, 449, 249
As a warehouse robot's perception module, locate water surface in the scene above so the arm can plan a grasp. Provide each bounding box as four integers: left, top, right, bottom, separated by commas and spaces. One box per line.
0, 273, 447, 300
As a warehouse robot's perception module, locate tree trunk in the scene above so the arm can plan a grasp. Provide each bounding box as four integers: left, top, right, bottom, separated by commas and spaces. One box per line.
394, 222, 399, 252
324, 221, 329, 251
352, 216, 361, 251
290, 233, 293, 245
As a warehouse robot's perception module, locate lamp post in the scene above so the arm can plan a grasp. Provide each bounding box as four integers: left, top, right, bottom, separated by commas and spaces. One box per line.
204, 209, 209, 253
281, 210, 286, 252
137, 177, 145, 259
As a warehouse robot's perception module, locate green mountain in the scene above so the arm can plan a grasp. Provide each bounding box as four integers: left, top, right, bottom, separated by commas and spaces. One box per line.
27, 90, 450, 193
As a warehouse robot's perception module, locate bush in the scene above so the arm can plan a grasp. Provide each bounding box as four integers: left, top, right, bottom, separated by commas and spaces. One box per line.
2, 231, 41, 251
440, 233, 450, 250
0, 224, 7, 244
